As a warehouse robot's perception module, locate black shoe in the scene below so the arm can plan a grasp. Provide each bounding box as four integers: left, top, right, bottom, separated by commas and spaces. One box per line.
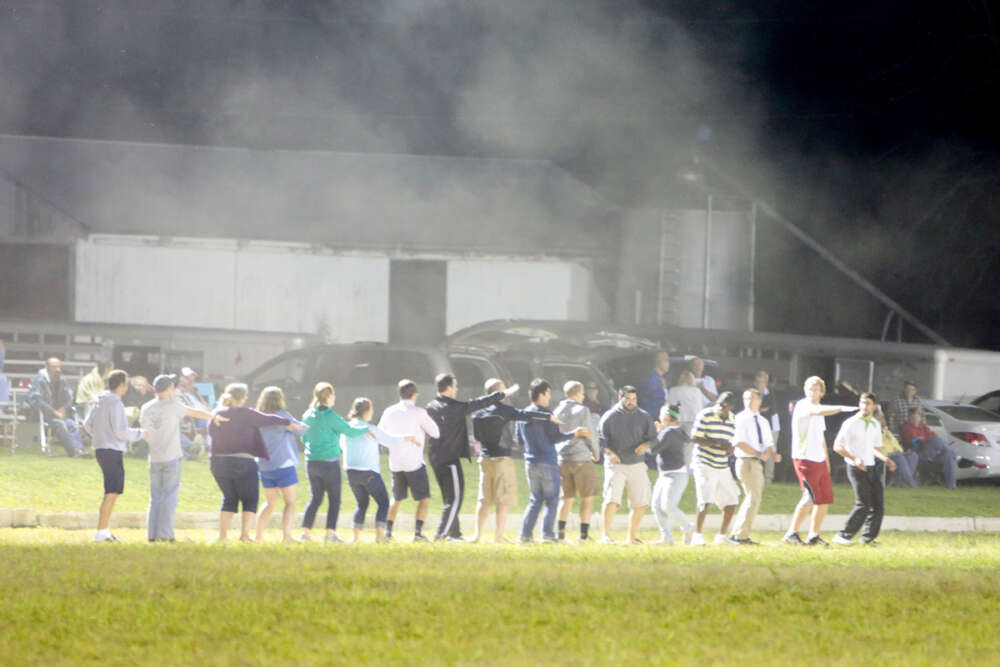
413, 533, 429, 543
862, 539, 880, 547
806, 535, 829, 548
734, 537, 759, 546
782, 532, 804, 546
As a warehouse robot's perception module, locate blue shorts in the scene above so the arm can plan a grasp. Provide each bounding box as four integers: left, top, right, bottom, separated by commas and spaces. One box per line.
259, 466, 298, 489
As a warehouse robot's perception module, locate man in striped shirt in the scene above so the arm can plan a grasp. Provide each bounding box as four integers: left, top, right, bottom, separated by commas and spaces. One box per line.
689, 392, 739, 546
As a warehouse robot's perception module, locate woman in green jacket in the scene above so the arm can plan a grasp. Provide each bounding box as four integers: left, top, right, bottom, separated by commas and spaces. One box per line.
300, 382, 370, 542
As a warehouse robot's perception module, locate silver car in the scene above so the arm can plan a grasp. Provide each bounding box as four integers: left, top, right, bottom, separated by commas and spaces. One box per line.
920, 399, 1000, 481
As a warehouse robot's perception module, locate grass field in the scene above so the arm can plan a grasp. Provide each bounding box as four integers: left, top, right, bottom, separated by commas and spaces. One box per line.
1, 528, 999, 665
2, 453, 998, 518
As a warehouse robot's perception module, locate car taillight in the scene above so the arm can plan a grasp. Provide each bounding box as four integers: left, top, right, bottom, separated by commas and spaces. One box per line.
951, 432, 989, 446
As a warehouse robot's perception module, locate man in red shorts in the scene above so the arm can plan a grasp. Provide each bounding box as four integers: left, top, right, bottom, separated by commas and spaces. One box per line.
782, 376, 858, 547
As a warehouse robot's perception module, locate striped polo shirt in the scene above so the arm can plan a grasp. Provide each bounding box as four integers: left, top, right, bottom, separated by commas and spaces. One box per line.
691, 405, 736, 469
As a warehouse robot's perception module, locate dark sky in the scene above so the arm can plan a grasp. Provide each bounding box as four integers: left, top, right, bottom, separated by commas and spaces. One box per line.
2, 0, 998, 349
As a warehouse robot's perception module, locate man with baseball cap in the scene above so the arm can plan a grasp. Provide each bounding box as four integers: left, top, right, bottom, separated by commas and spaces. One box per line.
140, 373, 221, 541
176, 367, 212, 459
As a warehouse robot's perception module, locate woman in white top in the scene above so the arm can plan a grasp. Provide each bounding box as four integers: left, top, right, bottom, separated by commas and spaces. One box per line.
668, 370, 703, 436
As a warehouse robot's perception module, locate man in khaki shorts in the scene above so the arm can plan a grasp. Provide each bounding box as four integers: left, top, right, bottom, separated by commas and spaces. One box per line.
470, 378, 559, 543
554, 381, 601, 541
598, 385, 657, 544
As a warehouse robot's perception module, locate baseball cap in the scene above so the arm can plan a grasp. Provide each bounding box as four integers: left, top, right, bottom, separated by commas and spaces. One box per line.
153, 374, 178, 393
181, 367, 198, 378
903, 379, 917, 388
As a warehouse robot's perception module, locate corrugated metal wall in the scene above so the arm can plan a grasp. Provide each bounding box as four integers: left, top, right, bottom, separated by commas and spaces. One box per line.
446, 259, 594, 333
75, 240, 389, 341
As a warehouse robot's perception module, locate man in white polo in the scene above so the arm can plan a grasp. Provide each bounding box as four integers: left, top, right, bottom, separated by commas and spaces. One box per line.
832, 392, 896, 546
729, 388, 781, 545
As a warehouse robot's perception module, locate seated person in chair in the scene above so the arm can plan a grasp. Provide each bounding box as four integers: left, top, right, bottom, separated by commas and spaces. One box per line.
27, 357, 86, 457
899, 407, 958, 489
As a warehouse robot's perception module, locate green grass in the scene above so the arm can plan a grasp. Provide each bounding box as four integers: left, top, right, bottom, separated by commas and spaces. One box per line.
1, 529, 999, 665
1, 452, 998, 517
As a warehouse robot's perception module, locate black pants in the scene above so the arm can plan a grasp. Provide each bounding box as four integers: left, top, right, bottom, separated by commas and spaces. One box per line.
302, 459, 342, 530
210, 456, 259, 513
432, 460, 465, 539
840, 463, 884, 542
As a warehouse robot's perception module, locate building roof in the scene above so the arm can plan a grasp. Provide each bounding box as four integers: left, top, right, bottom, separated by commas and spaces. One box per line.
0, 134, 618, 257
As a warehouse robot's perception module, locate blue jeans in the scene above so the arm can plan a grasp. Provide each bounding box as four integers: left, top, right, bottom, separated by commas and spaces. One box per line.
889, 451, 918, 487
347, 469, 389, 529
148, 458, 182, 541
521, 462, 561, 540
920, 436, 958, 489
50, 417, 83, 456
651, 470, 692, 542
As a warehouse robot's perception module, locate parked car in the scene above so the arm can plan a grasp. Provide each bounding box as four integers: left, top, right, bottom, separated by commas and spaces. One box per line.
971, 390, 1000, 416
244, 343, 452, 418
446, 320, 641, 411
920, 399, 1000, 481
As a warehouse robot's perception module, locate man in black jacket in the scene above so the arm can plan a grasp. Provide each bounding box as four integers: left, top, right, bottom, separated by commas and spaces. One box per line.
426, 373, 519, 541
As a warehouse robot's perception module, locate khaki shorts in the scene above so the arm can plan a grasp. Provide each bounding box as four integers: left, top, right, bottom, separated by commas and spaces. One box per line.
560, 460, 599, 499
692, 464, 740, 510
602, 462, 651, 509
478, 456, 517, 507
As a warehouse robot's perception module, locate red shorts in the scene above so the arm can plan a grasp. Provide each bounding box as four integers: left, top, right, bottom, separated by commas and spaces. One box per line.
793, 459, 834, 505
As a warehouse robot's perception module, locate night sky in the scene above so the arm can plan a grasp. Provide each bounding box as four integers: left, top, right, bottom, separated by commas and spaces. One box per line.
2, 1, 998, 349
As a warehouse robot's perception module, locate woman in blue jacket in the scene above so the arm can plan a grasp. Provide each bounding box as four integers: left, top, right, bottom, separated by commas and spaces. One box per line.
255, 386, 307, 542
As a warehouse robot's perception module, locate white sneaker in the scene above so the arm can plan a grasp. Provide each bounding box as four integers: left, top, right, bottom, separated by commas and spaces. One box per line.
94, 534, 120, 543
689, 532, 706, 546
598, 535, 616, 545
832, 533, 855, 546
714, 534, 739, 546
651, 538, 674, 546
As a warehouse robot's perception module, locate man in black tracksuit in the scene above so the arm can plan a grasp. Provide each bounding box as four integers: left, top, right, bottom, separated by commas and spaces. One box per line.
425, 373, 519, 541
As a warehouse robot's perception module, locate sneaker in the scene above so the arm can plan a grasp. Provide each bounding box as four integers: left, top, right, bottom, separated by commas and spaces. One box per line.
299, 532, 313, 542
806, 535, 829, 548
832, 534, 855, 546
629, 537, 645, 545
714, 534, 739, 546
413, 533, 430, 543
734, 537, 759, 546
862, 539, 880, 547
597, 535, 616, 545
94, 534, 120, 543
519, 535, 534, 544
325, 533, 344, 543
542, 536, 559, 544
689, 532, 706, 546
781, 532, 804, 546
651, 537, 675, 546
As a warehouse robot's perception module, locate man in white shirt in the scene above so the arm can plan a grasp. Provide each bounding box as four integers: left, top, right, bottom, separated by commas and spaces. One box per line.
690, 357, 718, 408
729, 388, 781, 545
378, 379, 440, 542
832, 392, 896, 546
782, 376, 858, 547
752, 370, 782, 483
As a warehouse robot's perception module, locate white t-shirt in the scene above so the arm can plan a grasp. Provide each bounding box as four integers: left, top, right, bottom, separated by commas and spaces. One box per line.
140, 398, 189, 463
791, 398, 827, 462
834, 413, 882, 468
668, 385, 703, 424
377, 400, 438, 472
695, 375, 717, 408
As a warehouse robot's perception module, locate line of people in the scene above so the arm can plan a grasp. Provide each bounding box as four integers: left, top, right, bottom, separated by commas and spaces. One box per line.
78, 366, 906, 548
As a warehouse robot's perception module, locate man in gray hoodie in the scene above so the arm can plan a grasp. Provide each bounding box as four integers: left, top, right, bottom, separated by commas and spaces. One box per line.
83, 370, 146, 542
554, 381, 601, 541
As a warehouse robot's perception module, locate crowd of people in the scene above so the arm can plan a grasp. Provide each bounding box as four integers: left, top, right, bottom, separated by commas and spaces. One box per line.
7, 349, 964, 547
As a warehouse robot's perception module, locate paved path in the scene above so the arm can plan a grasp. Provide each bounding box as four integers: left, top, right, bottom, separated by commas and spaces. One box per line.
2, 508, 998, 533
